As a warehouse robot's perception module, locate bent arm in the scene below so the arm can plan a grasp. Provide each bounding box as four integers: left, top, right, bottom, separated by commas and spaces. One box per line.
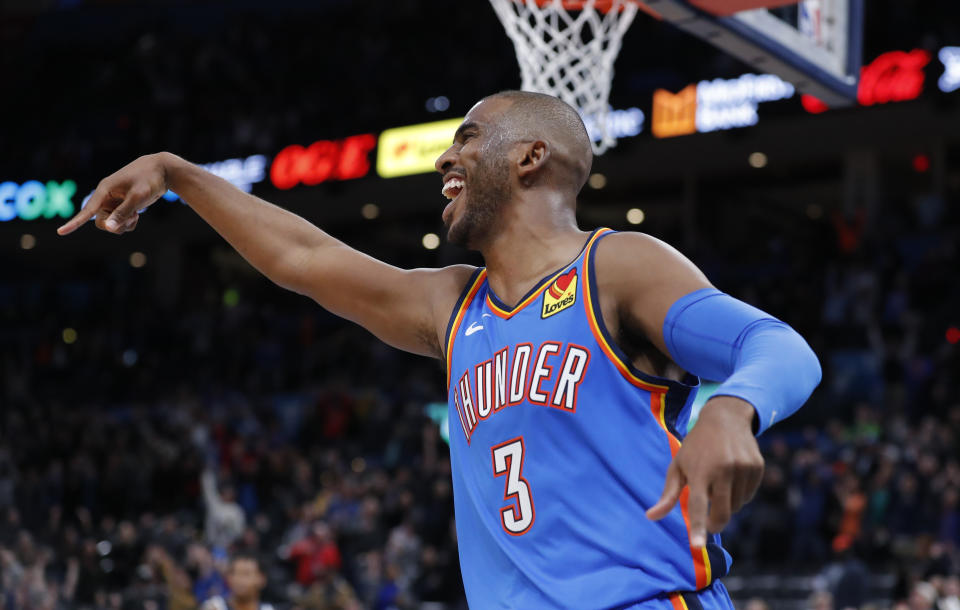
597, 232, 821, 433
663, 288, 822, 434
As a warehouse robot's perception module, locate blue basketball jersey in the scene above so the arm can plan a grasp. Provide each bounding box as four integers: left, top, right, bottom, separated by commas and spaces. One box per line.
444, 229, 732, 609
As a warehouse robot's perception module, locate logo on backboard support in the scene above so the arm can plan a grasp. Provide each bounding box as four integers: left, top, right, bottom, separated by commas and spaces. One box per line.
542, 268, 578, 319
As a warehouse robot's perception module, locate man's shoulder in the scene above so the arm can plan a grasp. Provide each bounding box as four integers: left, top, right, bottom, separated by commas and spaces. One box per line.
434, 263, 480, 285
423, 264, 482, 307
592, 231, 686, 282
594, 230, 677, 263
591, 229, 709, 311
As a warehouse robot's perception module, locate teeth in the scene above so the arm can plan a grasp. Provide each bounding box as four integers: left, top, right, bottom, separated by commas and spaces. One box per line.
441, 178, 465, 199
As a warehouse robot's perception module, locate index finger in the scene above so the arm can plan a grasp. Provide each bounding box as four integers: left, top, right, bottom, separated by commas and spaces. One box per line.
686, 477, 709, 548
57, 188, 104, 235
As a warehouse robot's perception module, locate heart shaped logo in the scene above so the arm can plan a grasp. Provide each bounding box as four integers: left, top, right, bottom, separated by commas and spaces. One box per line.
555, 268, 576, 292
542, 268, 578, 319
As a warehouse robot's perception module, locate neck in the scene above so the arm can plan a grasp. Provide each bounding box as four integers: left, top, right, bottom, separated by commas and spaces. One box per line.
478, 191, 587, 307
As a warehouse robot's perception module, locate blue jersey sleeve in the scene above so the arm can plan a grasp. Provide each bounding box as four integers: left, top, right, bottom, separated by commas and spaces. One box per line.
662, 287, 822, 435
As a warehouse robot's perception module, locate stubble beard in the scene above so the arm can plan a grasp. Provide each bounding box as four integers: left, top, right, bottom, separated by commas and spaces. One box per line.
445, 154, 511, 249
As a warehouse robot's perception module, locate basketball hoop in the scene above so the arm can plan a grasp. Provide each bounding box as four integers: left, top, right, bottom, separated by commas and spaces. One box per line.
489, 0, 644, 154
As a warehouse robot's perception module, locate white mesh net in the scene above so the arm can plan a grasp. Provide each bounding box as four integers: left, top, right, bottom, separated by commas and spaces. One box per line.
489, 0, 640, 154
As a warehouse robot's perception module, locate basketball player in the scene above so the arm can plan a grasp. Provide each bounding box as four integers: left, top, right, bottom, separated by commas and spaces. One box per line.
58, 91, 821, 609
200, 554, 273, 610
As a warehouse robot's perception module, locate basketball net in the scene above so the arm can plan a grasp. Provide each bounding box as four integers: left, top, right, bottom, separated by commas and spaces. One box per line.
489, 0, 640, 154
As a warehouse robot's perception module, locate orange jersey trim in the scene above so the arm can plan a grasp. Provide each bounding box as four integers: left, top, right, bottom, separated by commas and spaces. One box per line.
669, 593, 689, 610
484, 230, 607, 320
484, 277, 556, 320
580, 229, 669, 393
652, 392, 712, 590
582, 228, 711, 590
446, 269, 488, 389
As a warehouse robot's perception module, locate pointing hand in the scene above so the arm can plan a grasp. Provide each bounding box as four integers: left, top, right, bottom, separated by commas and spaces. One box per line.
645, 396, 764, 547
57, 153, 171, 236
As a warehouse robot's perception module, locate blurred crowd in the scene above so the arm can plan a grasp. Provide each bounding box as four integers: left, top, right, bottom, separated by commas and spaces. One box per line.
2, 173, 959, 609
1, 3, 960, 608
1, 322, 465, 610
0, 394, 465, 610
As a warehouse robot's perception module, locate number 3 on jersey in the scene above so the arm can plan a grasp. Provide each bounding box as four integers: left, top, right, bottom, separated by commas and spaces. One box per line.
491, 437, 535, 535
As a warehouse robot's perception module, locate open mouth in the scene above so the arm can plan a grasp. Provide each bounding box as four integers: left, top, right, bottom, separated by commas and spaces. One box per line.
442, 176, 465, 200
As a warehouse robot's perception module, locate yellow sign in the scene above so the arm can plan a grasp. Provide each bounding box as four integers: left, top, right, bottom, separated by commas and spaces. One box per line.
376, 118, 463, 178
651, 85, 697, 138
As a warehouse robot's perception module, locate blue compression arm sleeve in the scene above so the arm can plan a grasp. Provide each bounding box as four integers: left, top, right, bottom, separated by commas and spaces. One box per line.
662, 288, 822, 435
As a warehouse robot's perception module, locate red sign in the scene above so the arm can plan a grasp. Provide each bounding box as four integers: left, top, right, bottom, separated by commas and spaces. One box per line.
270, 134, 377, 190
802, 49, 932, 113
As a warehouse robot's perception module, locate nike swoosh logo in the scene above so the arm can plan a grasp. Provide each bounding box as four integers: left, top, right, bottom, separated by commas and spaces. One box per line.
465, 321, 484, 336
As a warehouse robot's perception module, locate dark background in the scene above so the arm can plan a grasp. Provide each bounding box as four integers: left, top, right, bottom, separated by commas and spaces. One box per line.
2, 1, 960, 609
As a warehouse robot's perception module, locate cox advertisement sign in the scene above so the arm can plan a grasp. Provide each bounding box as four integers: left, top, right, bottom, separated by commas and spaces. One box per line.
0, 180, 76, 222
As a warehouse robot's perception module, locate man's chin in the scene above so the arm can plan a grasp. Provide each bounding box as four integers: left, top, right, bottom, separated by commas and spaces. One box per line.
446, 220, 469, 247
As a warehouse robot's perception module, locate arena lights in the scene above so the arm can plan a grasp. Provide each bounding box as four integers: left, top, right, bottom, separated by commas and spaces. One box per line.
582, 108, 645, 143
697, 74, 795, 132
422, 233, 440, 250
270, 134, 377, 190
361, 203, 380, 220
377, 118, 462, 179
122, 349, 138, 367
748, 152, 768, 168
652, 74, 794, 138
162, 154, 268, 202
626, 208, 645, 225
802, 49, 932, 113
223, 288, 240, 308
652, 86, 696, 138
940, 47, 960, 93
0, 180, 76, 222
129, 252, 147, 268
426, 96, 451, 112
588, 173, 607, 189
857, 50, 930, 106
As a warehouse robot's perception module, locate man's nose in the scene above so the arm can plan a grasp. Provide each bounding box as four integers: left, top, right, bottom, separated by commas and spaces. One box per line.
435, 144, 457, 174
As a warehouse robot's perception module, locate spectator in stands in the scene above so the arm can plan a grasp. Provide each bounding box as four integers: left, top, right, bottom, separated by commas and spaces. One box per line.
203, 468, 246, 553
188, 542, 229, 605
284, 521, 342, 588
202, 553, 274, 610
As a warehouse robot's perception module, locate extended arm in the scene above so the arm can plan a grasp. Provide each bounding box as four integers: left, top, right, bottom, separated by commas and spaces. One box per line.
201, 469, 224, 512
57, 153, 472, 358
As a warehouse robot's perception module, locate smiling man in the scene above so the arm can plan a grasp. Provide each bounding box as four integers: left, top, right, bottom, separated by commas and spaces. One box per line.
58, 91, 820, 609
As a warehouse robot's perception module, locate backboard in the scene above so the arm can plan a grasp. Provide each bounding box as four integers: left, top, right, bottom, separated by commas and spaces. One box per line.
491, 0, 863, 153
647, 0, 863, 106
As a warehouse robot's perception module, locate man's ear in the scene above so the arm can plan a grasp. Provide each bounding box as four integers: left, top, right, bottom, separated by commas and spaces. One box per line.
516, 140, 550, 184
